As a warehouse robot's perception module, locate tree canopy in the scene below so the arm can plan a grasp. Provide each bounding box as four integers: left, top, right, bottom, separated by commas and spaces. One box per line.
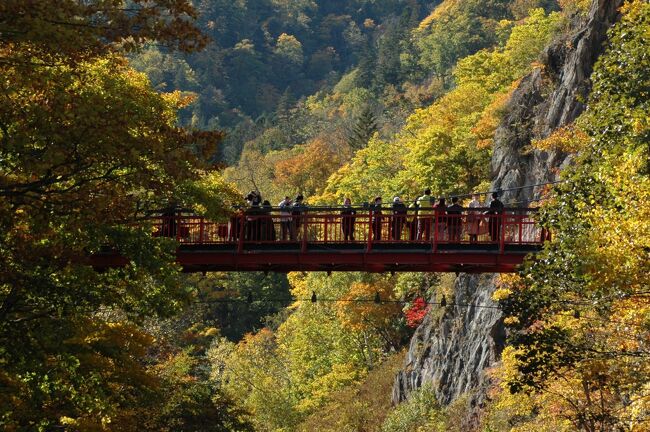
0, 1, 247, 430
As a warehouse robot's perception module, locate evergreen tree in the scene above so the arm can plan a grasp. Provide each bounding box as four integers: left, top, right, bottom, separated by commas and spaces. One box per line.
348, 105, 378, 150
354, 46, 377, 89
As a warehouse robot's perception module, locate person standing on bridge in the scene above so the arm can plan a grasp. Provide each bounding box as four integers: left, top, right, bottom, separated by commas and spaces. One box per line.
244, 192, 262, 241
160, 204, 178, 238
260, 200, 275, 241
371, 196, 383, 241
446, 196, 463, 243
488, 192, 504, 242
417, 188, 434, 240
434, 197, 447, 241
229, 207, 244, 241
278, 196, 292, 241
341, 197, 356, 241
290, 194, 306, 241
407, 198, 419, 241
467, 193, 481, 243
391, 196, 407, 240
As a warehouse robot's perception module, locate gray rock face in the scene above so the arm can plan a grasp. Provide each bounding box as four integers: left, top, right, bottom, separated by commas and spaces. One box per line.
392, 274, 504, 405
392, 0, 624, 420
493, 0, 624, 205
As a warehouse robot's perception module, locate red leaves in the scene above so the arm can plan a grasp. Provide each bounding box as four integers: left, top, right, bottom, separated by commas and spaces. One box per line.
405, 297, 430, 328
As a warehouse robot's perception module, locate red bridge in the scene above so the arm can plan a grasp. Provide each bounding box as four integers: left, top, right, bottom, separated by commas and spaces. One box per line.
92, 207, 547, 273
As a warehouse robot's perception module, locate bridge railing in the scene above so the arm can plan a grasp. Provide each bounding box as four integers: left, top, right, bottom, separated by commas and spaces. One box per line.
148, 207, 546, 250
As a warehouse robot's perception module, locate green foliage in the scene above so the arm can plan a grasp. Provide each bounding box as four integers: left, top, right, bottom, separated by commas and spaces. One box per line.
415, 0, 513, 78
142, 0, 432, 147
179, 172, 244, 221
454, 8, 562, 92
509, 0, 560, 19
503, 8, 563, 72
297, 352, 405, 432
381, 385, 442, 432
275, 33, 305, 65
130, 348, 254, 432
130, 48, 200, 92
322, 6, 562, 204
347, 105, 378, 150
323, 136, 403, 203
211, 271, 409, 431
193, 272, 292, 342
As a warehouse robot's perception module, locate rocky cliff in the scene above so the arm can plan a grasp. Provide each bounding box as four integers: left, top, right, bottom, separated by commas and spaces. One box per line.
392, 0, 624, 424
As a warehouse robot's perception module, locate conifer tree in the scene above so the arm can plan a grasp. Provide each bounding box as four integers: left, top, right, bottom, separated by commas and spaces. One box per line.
348, 105, 378, 150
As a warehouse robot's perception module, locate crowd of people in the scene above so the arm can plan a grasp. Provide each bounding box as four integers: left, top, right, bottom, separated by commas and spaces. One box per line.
230, 189, 506, 243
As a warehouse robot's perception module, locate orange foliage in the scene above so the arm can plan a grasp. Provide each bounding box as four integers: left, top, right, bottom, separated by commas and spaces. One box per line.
531, 124, 589, 152
274, 137, 342, 196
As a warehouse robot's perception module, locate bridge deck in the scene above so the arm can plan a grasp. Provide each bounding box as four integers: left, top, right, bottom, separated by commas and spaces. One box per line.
91, 207, 547, 273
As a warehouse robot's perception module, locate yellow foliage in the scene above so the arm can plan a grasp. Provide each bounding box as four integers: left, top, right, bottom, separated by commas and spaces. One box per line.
558, 0, 592, 14
493, 274, 523, 302
482, 350, 576, 432
335, 279, 401, 332
297, 363, 361, 413
531, 124, 589, 152
473, 88, 513, 149
288, 271, 310, 309
580, 157, 650, 297
416, 0, 460, 32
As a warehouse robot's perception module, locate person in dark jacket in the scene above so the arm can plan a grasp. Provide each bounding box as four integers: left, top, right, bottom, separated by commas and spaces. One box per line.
340, 197, 356, 241
244, 195, 262, 241
371, 196, 383, 241
391, 196, 407, 240
259, 200, 275, 241
446, 197, 463, 243
160, 205, 178, 238
290, 194, 306, 241
488, 192, 504, 242
467, 193, 482, 243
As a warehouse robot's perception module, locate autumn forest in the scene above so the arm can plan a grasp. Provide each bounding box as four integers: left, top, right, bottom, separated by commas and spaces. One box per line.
0, 0, 648, 431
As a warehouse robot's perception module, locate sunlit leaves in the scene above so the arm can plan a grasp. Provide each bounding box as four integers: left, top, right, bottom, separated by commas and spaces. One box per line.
0, 1, 244, 428
0, 0, 207, 60
496, 2, 650, 429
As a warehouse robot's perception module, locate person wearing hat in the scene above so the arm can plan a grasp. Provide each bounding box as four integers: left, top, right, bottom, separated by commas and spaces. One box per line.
391, 196, 407, 241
